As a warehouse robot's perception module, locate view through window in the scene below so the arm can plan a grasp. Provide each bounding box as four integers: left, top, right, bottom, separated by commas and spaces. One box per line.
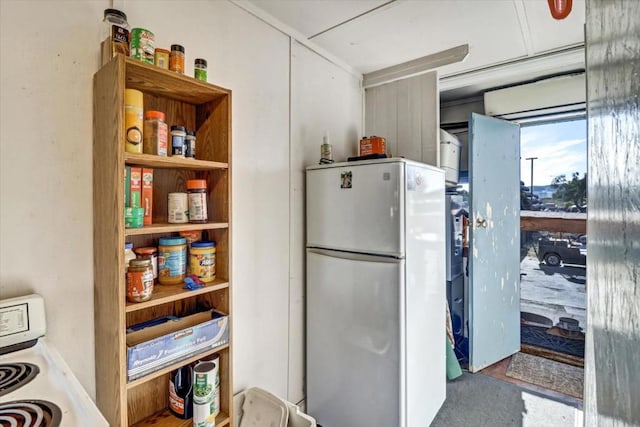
520, 118, 587, 212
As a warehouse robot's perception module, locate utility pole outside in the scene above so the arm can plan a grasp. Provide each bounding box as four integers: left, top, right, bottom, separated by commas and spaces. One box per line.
526, 157, 538, 196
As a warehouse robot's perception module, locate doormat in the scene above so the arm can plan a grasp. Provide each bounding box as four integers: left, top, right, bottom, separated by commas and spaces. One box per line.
506, 352, 583, 399
521, 324, 585, 358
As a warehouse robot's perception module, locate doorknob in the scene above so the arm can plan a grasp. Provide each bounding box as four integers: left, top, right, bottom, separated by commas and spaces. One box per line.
475, 218, 487, 228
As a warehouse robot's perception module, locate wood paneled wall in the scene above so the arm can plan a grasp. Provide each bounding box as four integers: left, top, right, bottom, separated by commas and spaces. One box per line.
365, 72, 439, 166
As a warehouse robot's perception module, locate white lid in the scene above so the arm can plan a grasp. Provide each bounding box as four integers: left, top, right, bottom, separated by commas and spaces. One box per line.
239, 387, 289, 427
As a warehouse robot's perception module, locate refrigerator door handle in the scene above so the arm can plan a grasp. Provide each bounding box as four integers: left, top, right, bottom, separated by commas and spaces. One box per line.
307, 248, 403, 263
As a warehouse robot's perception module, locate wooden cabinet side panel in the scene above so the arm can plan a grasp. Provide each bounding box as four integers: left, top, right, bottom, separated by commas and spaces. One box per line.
128, 374, 169, 424
93, 56, 127, 426
196, 95, 230, 164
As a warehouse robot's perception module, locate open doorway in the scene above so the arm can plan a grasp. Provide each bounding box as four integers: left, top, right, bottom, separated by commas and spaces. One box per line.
483, 118, 587, 402
519, 118, 587, 356
469, 116, 587, 405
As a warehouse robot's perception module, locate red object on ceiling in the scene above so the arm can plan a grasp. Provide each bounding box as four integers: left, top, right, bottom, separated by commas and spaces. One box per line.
548, 0, 573, 20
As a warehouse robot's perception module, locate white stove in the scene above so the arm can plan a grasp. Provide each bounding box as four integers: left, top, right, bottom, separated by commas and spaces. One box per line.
0, 294, 108, 427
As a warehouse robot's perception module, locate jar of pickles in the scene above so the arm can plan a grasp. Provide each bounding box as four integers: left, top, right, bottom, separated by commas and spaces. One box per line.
126, 259, 154, 302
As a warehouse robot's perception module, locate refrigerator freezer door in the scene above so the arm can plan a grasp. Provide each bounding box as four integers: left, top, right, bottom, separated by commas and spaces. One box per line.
306, 248, 403, 427
306, 162, 404, 257
404, 163, 446, 426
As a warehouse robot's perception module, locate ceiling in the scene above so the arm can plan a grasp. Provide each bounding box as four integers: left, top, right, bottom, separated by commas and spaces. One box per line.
245, 0, 586, 100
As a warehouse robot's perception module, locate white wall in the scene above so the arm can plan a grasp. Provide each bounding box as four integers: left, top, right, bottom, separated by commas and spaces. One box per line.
289, 40, 363, 403
0, 0, 363, 403
0, 0, 106, 397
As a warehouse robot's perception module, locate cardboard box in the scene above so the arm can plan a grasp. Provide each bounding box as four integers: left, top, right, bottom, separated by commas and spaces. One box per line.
126, 310, 229, 381
125, 166, 131, 207
359, 136, 386, 156
142, 168, 153, 225
129, 167, 142, 208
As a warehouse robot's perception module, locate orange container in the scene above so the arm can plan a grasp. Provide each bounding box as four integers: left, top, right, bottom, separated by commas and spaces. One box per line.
359, 136, 386, 156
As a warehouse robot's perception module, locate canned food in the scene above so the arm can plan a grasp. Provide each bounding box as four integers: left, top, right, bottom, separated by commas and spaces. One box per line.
193, 358, 220, 426
130, 28, 155, 64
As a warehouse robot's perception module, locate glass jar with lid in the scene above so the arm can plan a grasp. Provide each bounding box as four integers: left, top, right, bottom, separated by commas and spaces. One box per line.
126, 259, 154, 303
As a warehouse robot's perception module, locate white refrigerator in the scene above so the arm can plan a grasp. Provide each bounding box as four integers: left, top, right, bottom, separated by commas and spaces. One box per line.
306, 158, 446, 427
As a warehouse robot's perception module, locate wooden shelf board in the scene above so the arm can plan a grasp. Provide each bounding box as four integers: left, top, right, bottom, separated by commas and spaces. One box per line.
124, 56, 231, 104
521, 210, 586, 234
125, 222, 229, 236
124, 152, 228, 170
127, 344, 229, 390
126, 280, 229, 313
133, 409, 230, 427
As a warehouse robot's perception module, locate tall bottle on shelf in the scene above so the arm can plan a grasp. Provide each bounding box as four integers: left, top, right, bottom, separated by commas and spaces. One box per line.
169, 365, 193, 420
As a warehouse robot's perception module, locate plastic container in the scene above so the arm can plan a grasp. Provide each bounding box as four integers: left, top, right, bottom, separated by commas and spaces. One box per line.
125, 242, 136, 264
439, 129, 461, 185
134, 247, 158, 282
143, 111, 168, 156
190, 241, 216, 283
101, 9, 129, 65
154, 48, 170, 69
168, 192, 188, 224
158, 237, 187, 285
126, 259, 154, 303
171, 125, 186, 157
130, 28, 155, 64
124, 207, 144, 228
180, 230, 202, 246
124, 89, 144, 153
238, 388, 288, 427
185, 131, 196, 158
170, 44, 185, 73
125, 242, 137, 284
194, 58, 207, 81
234, 387, 316, 427
187, 179, 208, 223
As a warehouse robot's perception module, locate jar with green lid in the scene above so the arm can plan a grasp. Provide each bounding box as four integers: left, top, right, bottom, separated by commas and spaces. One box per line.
127, 259, 154, 302
158, 237, 187, 285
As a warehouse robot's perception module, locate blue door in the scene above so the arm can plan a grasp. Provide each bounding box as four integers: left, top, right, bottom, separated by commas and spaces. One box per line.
468, 113, 521, 372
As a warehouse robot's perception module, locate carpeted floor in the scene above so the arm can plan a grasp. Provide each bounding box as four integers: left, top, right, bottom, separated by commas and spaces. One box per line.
431, 373, 583, 427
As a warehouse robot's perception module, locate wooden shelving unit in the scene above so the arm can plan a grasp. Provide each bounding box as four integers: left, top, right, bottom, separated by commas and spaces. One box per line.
93, 55, 232, 426
132, 409, 230, 427
124, 222, 229, 236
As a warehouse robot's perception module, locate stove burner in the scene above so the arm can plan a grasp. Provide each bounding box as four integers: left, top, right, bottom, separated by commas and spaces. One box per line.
0, 363, 39, 397
0, 400, 61, 427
